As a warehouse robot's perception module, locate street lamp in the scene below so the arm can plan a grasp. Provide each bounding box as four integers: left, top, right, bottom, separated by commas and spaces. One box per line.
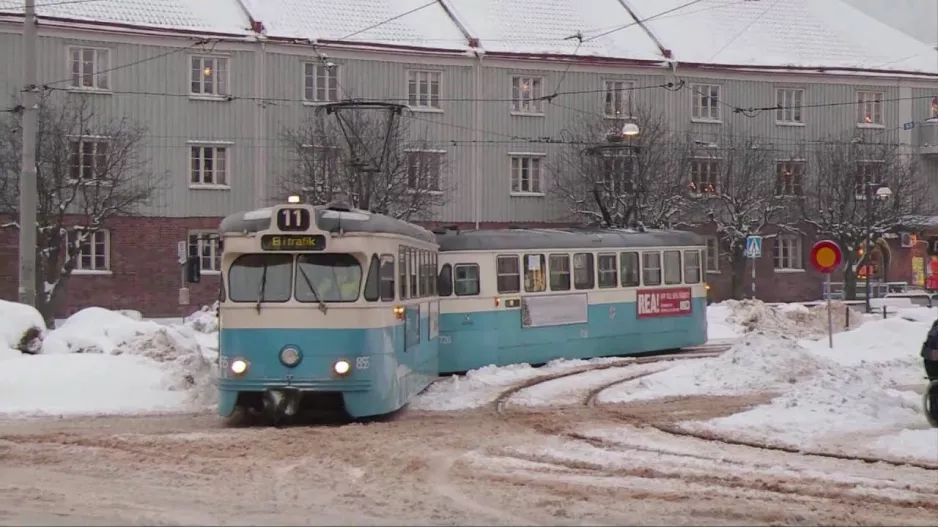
864, 182, 893, 313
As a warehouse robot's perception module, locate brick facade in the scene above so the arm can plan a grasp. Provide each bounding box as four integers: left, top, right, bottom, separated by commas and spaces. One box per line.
0, 217, 924, 317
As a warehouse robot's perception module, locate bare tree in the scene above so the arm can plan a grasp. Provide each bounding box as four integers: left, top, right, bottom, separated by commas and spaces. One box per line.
803, 134, 935, 299
279, 107, 450, 221
678, 133, 792, 299
0, 91, 165, 326
550, 106, 690, 229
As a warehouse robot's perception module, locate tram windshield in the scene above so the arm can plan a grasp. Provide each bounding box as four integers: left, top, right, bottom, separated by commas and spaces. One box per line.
295, 254, 362, 303
228, 254, 293, 303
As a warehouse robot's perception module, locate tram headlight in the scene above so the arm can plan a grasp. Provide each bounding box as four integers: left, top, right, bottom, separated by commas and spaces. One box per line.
279, 347, 302, 367
333, 359, 351, 376
230, 359, 249, 376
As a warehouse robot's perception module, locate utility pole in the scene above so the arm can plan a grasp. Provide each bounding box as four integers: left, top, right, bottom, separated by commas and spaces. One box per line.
18, 0, 38, 307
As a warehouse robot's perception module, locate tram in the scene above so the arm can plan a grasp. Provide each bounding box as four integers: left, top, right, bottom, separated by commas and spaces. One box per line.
215, 200, 440, 422
434, 228, 709, 374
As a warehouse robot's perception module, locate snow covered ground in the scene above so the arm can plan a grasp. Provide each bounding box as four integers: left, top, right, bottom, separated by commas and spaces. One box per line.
0, 301, 218, 417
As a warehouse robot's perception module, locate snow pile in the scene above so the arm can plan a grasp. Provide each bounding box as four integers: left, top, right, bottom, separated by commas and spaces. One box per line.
0, 299, 46, 356
412, 357, 624, 411
718, 299, 866, 339
0, 302, 219, 417
705, 303, 742, 340
684, 316, 937, 462
599, 332, 829, 403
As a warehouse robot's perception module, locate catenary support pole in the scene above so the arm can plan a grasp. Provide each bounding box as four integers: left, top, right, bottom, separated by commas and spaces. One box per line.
18, 0, 38, 307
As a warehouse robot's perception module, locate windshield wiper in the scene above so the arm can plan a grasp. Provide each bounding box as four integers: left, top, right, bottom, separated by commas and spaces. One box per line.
255, 261, 268, 314
298, 263, 328, 314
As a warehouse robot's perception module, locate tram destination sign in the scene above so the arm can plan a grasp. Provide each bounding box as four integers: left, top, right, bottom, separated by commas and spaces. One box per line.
261, 234, 326, 251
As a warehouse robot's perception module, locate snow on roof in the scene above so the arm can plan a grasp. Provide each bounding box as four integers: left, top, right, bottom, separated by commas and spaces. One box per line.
238, 0, 471, 50
625, 0, 938, 73
0, 0, 253, 36
443, 0, 666, 61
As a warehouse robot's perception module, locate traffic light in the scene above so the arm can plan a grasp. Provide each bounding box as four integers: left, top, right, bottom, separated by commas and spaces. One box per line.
186, 256, 201, 284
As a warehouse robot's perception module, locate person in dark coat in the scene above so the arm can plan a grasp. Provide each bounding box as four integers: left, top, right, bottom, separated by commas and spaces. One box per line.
922, 318, 938, 381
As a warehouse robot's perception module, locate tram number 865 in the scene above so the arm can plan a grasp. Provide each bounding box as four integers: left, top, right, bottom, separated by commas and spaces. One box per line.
355, 356, 370, 370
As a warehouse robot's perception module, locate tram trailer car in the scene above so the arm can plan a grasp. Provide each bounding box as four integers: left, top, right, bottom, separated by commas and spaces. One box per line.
216, 202, 441, 422
434, 228, 708, 374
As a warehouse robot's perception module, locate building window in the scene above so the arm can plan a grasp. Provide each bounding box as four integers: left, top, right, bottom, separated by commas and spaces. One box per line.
601, 152, 634, 191
774, 235, 803, 270
511, 75, 544, 114
775, 88, 803, 124
854, 161, 884, 198
705, 236, 719, 272
775, 160, 804, 196
68, 229, 110, 272
689, 159, 719, 195
856, 91, 883, 126
510, 155, 543, 194
304, 63, 338, 103
406, 150, 444, 192
68, 47, 110, 90
188, 232, 221, 272
298, 144, 339, 193
190, 56, 228, 97
68, 139, 109, 181
407, 70, 440, 109
603, 80, 633, 118
691, 84, 721, 121
190, 145, 228, 186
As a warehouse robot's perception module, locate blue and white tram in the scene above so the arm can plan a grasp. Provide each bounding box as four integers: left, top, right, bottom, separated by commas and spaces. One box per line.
435, 228, 708, 374
216, 201, 440, 422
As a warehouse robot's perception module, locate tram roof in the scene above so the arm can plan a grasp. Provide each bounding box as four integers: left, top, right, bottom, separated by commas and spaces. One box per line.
435, 228, 704, 252
219, 204, 437, 244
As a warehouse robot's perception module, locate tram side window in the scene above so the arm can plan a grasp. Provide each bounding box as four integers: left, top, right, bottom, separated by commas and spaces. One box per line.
430, 253, 438, 296
598, 253, 618, 288
683, 250, 701, 284
549, 254, 571, 291
228, 254, 293, 302
642, 251, 662, 286
406, 248, 415, 298
296, 253, 362, 302
380, 254, 395, 301
573, 252, 595, 290
663, 250, 682, 285
417, 250, 426, 297
364, 254, 381, 302
454, 264, 480, 296
524, 254, 547, 292
399, 246, 408, 300
621, 251, 640, 287
438, 263, 453, 296
496, 255, 521, 293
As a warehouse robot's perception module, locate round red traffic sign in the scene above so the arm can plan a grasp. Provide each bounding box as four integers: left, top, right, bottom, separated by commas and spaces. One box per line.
810, 240, 843, 274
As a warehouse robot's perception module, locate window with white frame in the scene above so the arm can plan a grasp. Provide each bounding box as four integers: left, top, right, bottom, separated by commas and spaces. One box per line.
188, 232, 221, 272
856, 91, 883, 126
68, 138, 109, 181
68, 47, 110, 90
406, 150, 444, 192
691, 84, 721, 121
705, 236, 719, 272
190, 56, 228, 97
603, 80, 633, 118
602, 153, 634, 191
67, 229, 110, 272
774, 235, 803, 270
407, 70, 441, 109
854, 160, 885, 198
304, 63, 338, 103
190, 145, 228, 186
690, 158, 719, 195
510, 155, 543, 194
775, 160, 804, 196
775, 88, 803, 124
511, 75, 544, 114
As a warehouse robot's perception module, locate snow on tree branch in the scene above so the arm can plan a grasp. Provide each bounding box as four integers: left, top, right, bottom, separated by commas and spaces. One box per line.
277, 106, 450, 221
0, 90, 166, 325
